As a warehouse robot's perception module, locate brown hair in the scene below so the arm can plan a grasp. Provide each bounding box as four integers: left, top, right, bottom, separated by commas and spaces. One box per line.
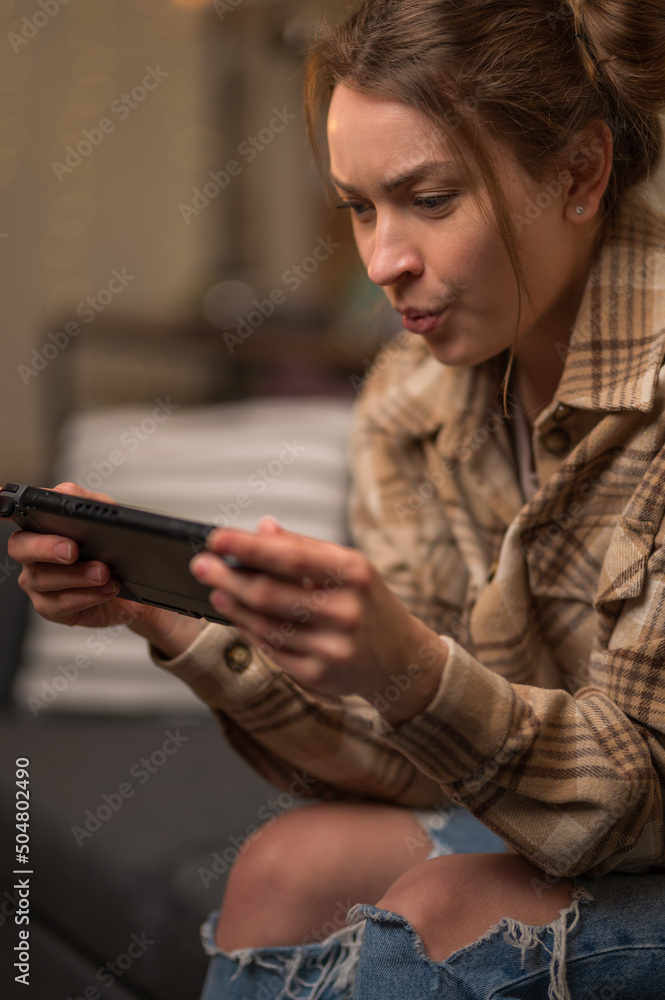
303, 0, 665, 402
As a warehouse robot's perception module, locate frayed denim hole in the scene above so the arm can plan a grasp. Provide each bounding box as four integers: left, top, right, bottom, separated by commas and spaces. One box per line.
201, 910, 366, 1000
499, 882, 594, 1000
350, 902, 506, 969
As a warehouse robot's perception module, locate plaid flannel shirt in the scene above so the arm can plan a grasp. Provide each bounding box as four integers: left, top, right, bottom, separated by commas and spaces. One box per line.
156, 199, 665, 878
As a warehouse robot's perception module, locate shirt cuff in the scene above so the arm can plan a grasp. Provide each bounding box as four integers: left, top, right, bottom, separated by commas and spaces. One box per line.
150, 621, 277, 710
374, 634, 516, 787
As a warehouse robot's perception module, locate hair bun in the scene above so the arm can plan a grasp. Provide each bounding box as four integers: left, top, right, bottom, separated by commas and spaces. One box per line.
579, 0, 665, 114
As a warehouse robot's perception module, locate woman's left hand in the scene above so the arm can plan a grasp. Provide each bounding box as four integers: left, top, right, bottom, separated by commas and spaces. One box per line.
190, 517, 447, 725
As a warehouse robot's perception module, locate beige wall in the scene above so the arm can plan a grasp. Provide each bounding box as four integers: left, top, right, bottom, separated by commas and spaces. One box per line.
0, 0, 228, 482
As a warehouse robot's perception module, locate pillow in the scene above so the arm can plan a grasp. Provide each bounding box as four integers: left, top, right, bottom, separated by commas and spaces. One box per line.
15, 396, 354, 716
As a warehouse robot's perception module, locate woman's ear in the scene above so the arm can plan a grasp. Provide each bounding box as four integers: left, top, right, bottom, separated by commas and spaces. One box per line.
563, 122, 613, 223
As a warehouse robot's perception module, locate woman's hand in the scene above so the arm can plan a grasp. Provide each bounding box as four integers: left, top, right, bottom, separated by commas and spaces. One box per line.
8, 482, 200, 659
190, 517, 448, 725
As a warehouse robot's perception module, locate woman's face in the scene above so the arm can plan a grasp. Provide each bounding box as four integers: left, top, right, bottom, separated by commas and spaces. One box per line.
327, 85, 594, 369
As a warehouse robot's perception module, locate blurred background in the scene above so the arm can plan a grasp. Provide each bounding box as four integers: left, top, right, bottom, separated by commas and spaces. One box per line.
0, 0, 391, 487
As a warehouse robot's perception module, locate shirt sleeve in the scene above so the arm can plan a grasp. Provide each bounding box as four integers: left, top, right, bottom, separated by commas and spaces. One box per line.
151, 621, 448, 808
376, 624, 665, 879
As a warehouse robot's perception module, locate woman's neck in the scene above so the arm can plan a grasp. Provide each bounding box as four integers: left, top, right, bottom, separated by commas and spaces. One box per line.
512, 244, 598, 430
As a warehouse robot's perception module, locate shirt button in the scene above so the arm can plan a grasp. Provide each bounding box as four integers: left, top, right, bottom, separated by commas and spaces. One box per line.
542, 428, 572, 455
553, 403, 574, 423
224, 640, 252, 672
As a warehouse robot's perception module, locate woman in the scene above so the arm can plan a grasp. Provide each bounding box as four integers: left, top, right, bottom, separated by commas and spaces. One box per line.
11, 0, 665, 996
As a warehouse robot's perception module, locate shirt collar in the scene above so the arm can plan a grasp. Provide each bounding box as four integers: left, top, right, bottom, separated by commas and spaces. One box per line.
556, 198, 665, 412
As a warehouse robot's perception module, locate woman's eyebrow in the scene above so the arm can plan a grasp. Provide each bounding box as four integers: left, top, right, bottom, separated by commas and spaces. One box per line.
330, 160, 459, 195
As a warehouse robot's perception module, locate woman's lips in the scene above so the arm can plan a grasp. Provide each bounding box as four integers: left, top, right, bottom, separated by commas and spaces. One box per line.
400, 310, 446, 335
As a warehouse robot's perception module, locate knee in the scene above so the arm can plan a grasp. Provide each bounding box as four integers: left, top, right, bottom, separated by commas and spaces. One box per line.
376, 852, 574, 962
376, 852, 467, 931
221, 805, 326, 908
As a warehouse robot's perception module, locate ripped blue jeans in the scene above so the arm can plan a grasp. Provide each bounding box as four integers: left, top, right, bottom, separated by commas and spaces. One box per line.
198, 806, 665, 1000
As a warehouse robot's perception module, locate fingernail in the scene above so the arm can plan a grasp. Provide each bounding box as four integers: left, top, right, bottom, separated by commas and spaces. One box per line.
87, 564, 103, 583
55, 542, 72, 563
211, 590, 227, 610
101, 581, 119, 596
191, 554, 215, 580
258, 515, 280, 533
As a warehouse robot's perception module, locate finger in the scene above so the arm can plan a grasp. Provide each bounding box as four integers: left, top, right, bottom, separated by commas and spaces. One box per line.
51, 481, 117, 505
8, 531, 80, 566
218, 592, 355, 661
30, 583, 121, 625
25, 559, 113, 594
191, 554, 357, 628
206, 527, 362, 588
256, 515, 284, 536
233, 621, 358, 695
192, 554, 308, 615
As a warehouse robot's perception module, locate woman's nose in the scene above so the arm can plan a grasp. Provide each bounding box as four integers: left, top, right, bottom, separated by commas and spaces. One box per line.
366, 220, 423, 287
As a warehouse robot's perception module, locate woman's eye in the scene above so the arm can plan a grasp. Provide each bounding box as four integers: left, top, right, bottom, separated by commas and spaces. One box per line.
336, 201, 373, 218
414, 194, 455, 212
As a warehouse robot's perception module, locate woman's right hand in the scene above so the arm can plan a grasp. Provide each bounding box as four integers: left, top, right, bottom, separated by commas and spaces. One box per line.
7, 482, 201, 658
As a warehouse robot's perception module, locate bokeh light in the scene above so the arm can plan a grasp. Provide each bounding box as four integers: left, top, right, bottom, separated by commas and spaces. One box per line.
201, 280, 258, 328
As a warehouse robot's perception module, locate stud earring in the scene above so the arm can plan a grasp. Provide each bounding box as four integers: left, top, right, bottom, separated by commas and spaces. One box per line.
575, 206, 585, 215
